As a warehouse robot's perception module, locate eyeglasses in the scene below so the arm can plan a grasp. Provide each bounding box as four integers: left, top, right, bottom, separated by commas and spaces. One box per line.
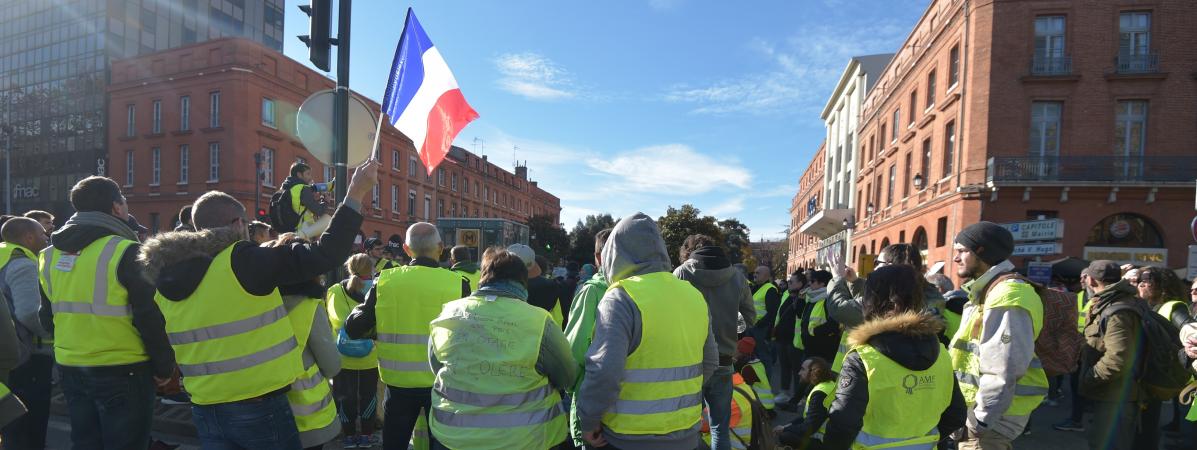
875, 260, 889, 267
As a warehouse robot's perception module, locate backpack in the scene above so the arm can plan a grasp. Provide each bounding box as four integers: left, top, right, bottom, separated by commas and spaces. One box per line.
1099, 301, 1190, 401
732, 385, 778, 450
981, 273, 1083, 377
268, 184, 303, 233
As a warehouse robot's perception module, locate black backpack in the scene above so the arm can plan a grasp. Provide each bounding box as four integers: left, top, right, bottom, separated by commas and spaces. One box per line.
1099, 301, 1190, 401
268, 185, 303, 233
732, 385, 778, 450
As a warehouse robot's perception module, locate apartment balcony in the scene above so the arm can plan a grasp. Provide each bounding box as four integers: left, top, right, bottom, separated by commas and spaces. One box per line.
1115, 52, 1159, 74
986, 155, 1197, 186
798, 207, 854, 239
1030, 54, 1072, 76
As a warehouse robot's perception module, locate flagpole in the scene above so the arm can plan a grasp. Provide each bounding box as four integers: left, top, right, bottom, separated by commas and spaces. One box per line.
370, 109, 385, 162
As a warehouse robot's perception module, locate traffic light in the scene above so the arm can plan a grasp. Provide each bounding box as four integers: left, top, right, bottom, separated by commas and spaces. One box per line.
297, 1, 332, 71
257, 208, 269, 222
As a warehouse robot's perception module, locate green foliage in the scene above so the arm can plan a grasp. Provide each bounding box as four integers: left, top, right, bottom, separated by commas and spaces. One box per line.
566, 214, 617, 264
718, 218, 751, 265
528, 214, 569, 263
657, 204, 724, 267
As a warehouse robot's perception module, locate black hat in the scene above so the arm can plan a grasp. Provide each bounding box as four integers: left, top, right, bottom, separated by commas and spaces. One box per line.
954, 221, 1014, 266
364, 237, 382, 249
1084, 260, 1122, 283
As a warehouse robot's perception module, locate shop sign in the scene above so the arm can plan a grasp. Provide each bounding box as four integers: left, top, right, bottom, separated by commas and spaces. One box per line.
1000, 219, 1064, 242
11, 183, 38, 199
1012, 242, 1062, 257
1082, 246, 1167, 267
1027, 261, 1053, 285
1109, 220, 1131, 239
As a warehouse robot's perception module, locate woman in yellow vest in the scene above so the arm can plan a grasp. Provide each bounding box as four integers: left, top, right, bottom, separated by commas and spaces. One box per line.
823, 265, 965, 450
328, 254, 381, 449
775, 356, 835, 449
427, 247, 575, 450
282, 288, 341, 450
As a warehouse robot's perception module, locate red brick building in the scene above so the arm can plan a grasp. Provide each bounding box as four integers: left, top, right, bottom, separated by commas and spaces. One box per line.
107, 38, 560, 239
851, 0, 1196, 282
788, 142, 826, 272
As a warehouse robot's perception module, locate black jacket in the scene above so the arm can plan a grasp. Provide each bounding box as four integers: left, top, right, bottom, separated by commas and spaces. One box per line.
528, 276, 561, 322
46, 223, 175, 378
344, 257, 470, 339
800, 289, 841, 362
773, 289, 802, 344
779, 386, 831, 448
823, 312, 966, 450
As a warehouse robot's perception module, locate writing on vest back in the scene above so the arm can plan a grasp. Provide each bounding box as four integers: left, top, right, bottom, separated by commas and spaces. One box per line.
901, 373, 939, 395
468, 360, 528, 378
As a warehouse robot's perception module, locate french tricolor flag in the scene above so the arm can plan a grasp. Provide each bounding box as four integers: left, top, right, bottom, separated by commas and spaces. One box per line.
382, 8, 478, 176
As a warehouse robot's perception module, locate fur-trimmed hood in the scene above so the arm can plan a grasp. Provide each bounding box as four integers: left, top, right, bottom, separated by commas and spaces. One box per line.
847, 311, 945, 371
137, 227, 244, 301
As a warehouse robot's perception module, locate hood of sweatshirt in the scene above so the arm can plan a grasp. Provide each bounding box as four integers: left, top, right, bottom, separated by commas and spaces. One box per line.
137, 227, 244, 301
601, 213, 671, 285
676, 246, 736, 287
848, 311, 945, 371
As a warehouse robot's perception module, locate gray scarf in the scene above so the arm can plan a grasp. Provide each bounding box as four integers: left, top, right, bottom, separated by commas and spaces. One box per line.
62, 211, 139, 242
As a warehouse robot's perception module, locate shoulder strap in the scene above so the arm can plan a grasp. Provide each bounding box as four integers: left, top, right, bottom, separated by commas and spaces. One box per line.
1097, 301, 1143, 333
730, 385, 757, 448
978, 272, 1020, 305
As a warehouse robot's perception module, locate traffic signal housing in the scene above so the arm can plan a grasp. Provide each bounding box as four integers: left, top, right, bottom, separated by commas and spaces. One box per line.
256, 208, 269, 222
297, 1, 332, 71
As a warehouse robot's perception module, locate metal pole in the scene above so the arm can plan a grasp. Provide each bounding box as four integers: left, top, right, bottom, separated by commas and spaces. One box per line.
332, 0, 351, 205
4, 130, 10, 215
253, 151, 262, 215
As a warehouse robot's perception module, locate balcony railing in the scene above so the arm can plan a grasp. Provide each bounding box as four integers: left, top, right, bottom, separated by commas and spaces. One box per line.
1115, 52, 1159, 74
1030, 54, 1072, 76
987, 155, 1197, 184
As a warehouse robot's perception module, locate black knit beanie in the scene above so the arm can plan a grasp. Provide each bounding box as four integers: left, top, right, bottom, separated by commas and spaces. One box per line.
955, 221, 1014, 266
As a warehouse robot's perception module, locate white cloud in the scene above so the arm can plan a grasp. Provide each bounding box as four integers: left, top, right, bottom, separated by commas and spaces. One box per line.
586, 144, 751, 195
664, 22, 909, 115
495, 53, 576, 100
707, 196, 745, 216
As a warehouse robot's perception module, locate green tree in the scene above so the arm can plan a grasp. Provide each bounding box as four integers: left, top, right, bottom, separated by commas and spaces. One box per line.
567, 213, 617, 264
657, 204, 724, 267
528, 214, 569, 263
718, 218, 751, 264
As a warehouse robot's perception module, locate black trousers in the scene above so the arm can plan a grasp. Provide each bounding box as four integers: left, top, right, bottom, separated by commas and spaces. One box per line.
334, 368, 379, 436
1, 354, 53, 449
383, 386, 439, 450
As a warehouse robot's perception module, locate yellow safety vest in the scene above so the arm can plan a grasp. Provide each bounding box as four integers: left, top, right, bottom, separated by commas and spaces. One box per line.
752, 283, 775, 324
429, 294, 566, 450
290, 183, 316, 229
807, 296, 829, 336
744, 360, 775, 410
41, 236, 148, 367
944, 309, 962, 342
0, 243, 50, 349
949, 278, 1048, 418
374, 258, 395, 275
602, 272, 709, 435
453, 268, 480, 292
832, 333, 851, 373
774, 291, 790, 327
703, 373, 755, 450
1157, 300, 1187, 323
807, 380, 836, 440
851, 344, 953, 450
375, 265, 464, 388
285, 297, 338, 436
155, 243, 304, 405
0, 381, 26, 426
325, 283, 379, 370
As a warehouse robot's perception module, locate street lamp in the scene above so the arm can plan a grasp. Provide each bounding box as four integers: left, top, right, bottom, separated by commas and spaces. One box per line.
842, 217, 856, 230
913, 173, 925, 190
253, 152, 263, 215
866, 202, 875, 215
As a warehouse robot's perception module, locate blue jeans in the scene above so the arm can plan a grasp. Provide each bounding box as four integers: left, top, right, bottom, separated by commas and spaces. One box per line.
704, 365, 734, 450
745, 327, 775, 376
191, 392, 302, 450
58, 362, 156, 450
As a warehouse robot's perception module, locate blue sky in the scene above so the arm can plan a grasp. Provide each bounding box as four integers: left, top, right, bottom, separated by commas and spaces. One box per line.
282, 0, 927, 240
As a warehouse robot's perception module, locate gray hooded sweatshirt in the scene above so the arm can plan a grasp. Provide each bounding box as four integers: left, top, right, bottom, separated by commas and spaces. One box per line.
576, 213, 718, 450
673, 246, 755, 360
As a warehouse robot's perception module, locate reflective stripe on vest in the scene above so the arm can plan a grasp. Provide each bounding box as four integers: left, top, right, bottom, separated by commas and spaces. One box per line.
429, 294, 566, 450
285, 298, 338, 434
603, 272, 709, 436
42, 236, 148, 366
853, 344, 952, 450
325, 283, 378, 370
375, 265, 465, 388
948, 278, 1047, 417
832, 333, 851, 373
807, 296, 829, 335
729, 373, 754, 449
752, 283, 774, 323
745, 360, 774, 410
155, 243, 303, 405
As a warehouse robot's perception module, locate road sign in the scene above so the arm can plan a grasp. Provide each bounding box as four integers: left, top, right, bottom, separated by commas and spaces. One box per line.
1012, 242, 1063, 257
1000, 219, 1064, 242
1027, 261, 1053, 285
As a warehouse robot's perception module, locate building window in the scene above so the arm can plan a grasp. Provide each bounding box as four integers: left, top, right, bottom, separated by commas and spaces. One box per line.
1034, 16, 1067, 73
391, 185, 399, 211
949, 45, 960, 88
908, 91, 917, 125
887, 164, 896, 206
474, 181, 480, 198
879, 125, 887, 150
926, 71, 936, 108
409, 156, 418, 176
484, 186, 489, 202
261, 148, 275, 186
126, 104, 136, 137
424, 195, 431, 220
372, 184, 380, 208
324, 165, 333, 182
943, 121, 955, 178
152, 100, 162, 134
408, 190, 417, 216
438, 199, 445, 217
1119, 12, 1151, 56
920, 138, 931, 189
1029, 102, 1062, 158
125, 150, 134, 186
261, 98, 276, 128
179, 96, 190, 131
451, 173, 458, 191
392, 149, 400, 171
891, 109, 899, 142
209, 91, 221, 127
437, 168, 445, 186
179, 145, 189, 184
462, 177, 469, 194
151, 147, 161, 185
903, 152, 912, 197
1115, 100, 1148, 175
208, 143, 220, 181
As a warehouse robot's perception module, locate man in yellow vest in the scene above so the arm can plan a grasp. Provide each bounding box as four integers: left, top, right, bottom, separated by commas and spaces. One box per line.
365, 237, 395, 274
449, 245, 480, 291
280, 162, 332, 239
948, 222, 1046, 449
344, 222, 470, 450
575, 213, 717, 450
40, 176, 175, 449
747, 266, 780, 374
0, 218, 53, 448
139, 160, 379, 449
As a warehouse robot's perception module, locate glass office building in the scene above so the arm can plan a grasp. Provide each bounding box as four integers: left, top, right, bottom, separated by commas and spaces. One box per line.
0, 0, 283, 217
